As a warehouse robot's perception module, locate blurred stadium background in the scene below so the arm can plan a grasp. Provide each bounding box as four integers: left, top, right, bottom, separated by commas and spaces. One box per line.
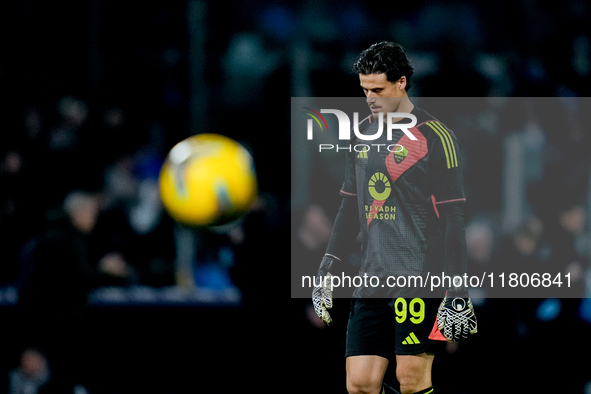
0, 0, 589, 393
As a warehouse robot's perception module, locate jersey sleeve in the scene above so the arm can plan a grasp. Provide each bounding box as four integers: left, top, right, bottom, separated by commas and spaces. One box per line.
427, 122, 466, 208
339, 148, 357, 198
325, 195, 359, 260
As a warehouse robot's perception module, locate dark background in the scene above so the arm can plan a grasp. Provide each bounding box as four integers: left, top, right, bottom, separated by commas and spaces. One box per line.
0, 0, 589, 393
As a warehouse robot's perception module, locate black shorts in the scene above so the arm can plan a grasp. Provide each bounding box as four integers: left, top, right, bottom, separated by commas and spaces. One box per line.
345, 297, 447, 360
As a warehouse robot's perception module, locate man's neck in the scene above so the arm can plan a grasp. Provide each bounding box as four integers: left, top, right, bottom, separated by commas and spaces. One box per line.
373, 96, 415, 122
397, 95, 414, 113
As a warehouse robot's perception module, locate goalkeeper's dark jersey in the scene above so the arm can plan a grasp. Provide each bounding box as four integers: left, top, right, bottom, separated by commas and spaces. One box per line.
340, 106, 465, 297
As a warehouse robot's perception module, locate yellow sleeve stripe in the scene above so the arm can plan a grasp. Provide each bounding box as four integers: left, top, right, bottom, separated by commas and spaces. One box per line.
426, 121, 458, 169
435, 121, 458, 168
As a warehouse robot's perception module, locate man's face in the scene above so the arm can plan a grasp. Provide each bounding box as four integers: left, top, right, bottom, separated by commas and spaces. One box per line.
359, 73, 407, 117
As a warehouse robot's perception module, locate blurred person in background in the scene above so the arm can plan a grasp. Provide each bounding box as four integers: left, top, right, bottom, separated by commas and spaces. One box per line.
8, 348, 50, 394
44, 96, 93, 208
16, 191, 98, 327
465, 219, 495, 280
544, 202, 588, 295
6, 347, 88, 394
15, 190, 99, 393
0, 105, 50, 286
488, 217, 544, 362
494, 216, 544, 277
291, 203, 351, 392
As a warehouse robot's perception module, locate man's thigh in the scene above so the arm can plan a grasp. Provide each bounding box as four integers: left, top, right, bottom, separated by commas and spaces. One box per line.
346, 355, 389, 393
395, 353, 435, 392
346, 353, 435, 394
345, 298, 396, 360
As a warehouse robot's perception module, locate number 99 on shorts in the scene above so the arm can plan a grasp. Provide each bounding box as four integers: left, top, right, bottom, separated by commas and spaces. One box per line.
394, 298, 425, 324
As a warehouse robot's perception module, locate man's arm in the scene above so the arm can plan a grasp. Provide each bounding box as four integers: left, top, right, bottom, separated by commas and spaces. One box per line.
325, 196, 359, 261
436, 202, 477, 340
312, 196, 358, 325
438, 203, 467, 280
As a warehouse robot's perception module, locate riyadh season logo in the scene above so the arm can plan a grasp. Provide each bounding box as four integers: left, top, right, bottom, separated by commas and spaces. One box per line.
304, 108, 417, 153
368, 172, 391, 200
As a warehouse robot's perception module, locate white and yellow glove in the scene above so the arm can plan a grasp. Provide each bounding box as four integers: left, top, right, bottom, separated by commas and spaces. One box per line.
312, 255, 339, 326
437, 278, 478, 341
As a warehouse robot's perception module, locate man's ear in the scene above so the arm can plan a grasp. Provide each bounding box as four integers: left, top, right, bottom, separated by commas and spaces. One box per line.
398, 76, 407, 90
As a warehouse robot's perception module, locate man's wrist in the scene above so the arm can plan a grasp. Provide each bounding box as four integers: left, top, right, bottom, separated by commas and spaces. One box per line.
324, 254, 341, 262
448, 275, 468, 297
320, 254, 341, 275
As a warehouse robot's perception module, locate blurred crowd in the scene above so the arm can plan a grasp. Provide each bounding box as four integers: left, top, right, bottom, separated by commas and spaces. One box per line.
0, 92, 285, 392
0, 96, 176, 392
0, 96, 176, 292
0, 0, 590, 392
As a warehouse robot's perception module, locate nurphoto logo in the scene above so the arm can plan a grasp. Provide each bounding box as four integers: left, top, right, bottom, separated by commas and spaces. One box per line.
304, 108, 417, 153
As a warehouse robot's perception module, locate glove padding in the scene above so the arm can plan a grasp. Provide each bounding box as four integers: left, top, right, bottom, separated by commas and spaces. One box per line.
312, 255, 339, 326
437, 289, 478, 341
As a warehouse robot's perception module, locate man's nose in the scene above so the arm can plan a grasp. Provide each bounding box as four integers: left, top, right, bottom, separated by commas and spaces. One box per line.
366, 92, 376, 103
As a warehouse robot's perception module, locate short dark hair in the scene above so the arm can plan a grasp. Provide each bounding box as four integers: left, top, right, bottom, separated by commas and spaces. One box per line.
353, 41, 414, 91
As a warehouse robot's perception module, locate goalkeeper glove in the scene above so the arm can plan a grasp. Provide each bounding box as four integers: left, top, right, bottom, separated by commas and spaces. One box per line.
312, 255, 340, 326
437, 277, 478, 341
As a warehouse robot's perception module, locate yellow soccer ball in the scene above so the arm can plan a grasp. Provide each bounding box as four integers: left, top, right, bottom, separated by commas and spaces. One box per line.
159, 133, 257, 227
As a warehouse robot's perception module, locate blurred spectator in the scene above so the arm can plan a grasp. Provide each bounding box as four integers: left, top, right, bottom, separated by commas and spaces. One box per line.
86, 104, 147, 184
222, 32, 280, 109
291, 203, 335, 298
44, 96, 95, 208
465, 219, 495, 281
100, 144, 176, 288
8, 348, 50, 394
295, 204, 333, 262
14, 190, 99, 394
16, 191, 96, 323
290, 202, 356, 325
289, 203, 350, 393
50, 96, 88, 152
230, 192, 285, 304
79, 192, 141, 288
0, 150, 29, 286
484, 217, 546, 341
495, 216, 545, 275
544, 202, 588, 297
416, 39, 490, 96
7, 347, 88, 394
0, 105, 49, 285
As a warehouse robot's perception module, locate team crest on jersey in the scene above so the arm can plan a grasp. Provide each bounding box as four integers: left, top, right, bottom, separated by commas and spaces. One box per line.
394, 145, 408, 164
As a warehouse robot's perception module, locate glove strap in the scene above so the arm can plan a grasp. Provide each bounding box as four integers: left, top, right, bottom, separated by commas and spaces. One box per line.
319, 254, 341, 276
447, 275, 469, 298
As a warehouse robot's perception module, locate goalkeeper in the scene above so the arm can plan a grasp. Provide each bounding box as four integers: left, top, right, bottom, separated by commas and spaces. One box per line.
312, 42, 477, 394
